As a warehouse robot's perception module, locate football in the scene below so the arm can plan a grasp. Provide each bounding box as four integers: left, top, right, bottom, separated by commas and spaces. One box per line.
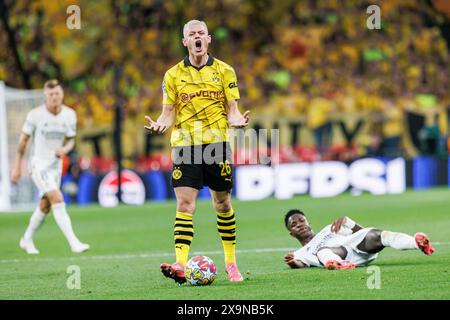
185, 256, 217, 286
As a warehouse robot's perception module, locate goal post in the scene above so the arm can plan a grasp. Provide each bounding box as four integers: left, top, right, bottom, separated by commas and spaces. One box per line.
0, 81, 44, 212
0, 82, 10, 211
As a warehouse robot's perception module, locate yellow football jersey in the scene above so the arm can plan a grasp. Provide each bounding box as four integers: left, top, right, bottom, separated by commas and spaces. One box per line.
162, 55, 240, 147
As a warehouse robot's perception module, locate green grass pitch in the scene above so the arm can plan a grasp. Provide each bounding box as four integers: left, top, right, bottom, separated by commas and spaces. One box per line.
0, 189, 449, 300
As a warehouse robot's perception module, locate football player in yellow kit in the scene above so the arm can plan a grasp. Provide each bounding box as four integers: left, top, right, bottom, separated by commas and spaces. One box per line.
145, 19, 249, 284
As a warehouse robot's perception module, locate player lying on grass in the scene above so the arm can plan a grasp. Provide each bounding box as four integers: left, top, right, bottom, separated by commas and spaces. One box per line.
284, 209, 435, 270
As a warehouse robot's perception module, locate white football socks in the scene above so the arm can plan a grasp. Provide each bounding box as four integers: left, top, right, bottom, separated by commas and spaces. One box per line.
23, 207, 47, 241
317, 248, 344, 265
381, 231, 418, 250
52, 202, 81, 247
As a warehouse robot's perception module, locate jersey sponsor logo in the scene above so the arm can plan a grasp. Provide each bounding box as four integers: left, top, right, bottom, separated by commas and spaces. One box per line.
179, 90, 224, 104
41, 130, 65, 140
228, 81, 238, 89
172, 167, 182, 180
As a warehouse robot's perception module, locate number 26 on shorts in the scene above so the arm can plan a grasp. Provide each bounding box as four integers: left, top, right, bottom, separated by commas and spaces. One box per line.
219, 160, 231, 177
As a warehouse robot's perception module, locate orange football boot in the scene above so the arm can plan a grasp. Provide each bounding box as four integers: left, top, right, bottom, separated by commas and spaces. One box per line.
324, 260, 356, 270
414, 232, 435, 256
160, 262, 186, 284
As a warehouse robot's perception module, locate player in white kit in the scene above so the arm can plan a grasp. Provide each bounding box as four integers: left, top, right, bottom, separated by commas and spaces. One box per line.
11, 79, 90, 254
283, 209, 435, 270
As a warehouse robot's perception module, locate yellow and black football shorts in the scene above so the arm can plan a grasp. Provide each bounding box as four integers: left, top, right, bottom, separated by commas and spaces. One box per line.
171, 142, 233, 191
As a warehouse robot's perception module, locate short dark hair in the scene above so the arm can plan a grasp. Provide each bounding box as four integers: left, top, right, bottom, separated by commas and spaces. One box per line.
43, 79, 61, 90
284, 209, 305, 229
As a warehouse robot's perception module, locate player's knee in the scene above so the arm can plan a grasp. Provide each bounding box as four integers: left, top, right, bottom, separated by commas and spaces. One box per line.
46, 191, 64, 205
331, 247, 348, 260
357, 229, 384, 253
334, 246, 348, 259
317, 246, 347, 260
40, 205, 51, 214
39, 200, 51, 214
213, 198, 232, 213
177, 199, 196, 214
366, 229, 383, 247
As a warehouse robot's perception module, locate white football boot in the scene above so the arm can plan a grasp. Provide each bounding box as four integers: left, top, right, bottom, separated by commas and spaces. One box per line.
71, 242, 90, 253
19, 237, 40, 254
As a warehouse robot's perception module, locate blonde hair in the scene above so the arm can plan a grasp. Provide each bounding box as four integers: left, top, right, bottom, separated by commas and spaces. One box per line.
183, 20, 208, 38
43, 79, 61, 90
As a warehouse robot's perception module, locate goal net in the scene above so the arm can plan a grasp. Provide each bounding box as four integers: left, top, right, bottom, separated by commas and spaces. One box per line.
0, 81, 44, 212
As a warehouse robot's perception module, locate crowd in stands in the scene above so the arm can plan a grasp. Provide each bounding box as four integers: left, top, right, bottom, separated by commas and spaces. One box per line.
1, 0, 449, 167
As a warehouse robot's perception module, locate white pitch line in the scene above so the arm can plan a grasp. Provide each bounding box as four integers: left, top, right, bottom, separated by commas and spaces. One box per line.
0, 247, 295, 264
1, 243, 449, 265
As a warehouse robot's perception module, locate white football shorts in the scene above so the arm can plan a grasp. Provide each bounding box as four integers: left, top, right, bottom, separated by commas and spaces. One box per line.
31, 166, 62, 198
340, 227, 379, 266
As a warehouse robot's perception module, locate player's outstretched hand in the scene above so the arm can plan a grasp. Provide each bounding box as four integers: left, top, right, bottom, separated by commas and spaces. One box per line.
144, 115, 168, 134
229, 110, 250, 128
331, 217, 347, 234
284, 252, 305, 269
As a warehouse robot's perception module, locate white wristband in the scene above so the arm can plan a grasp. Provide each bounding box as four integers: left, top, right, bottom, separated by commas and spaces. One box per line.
344, 217, 356, 229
